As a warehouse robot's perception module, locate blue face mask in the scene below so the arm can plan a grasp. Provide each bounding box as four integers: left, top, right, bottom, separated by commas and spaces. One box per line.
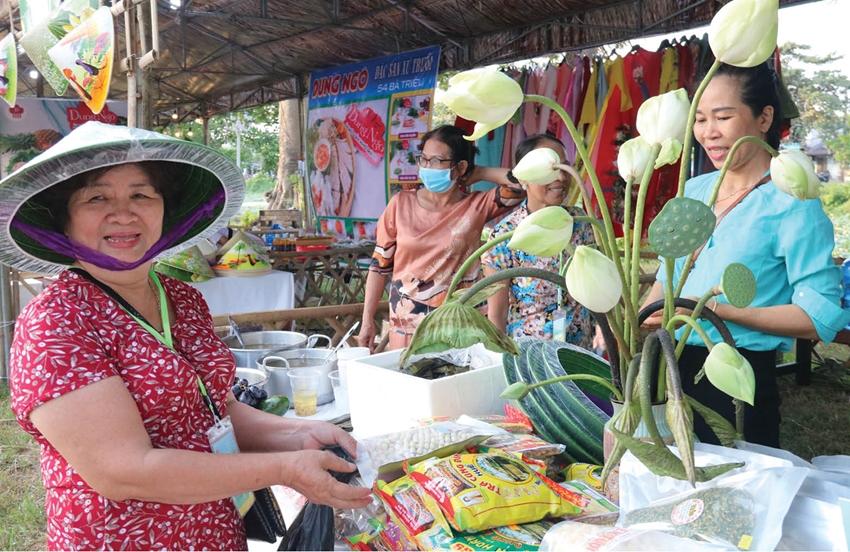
419, 167, 456, 194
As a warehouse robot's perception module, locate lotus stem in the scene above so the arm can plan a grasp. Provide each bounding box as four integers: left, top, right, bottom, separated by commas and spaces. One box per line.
556, 164, 612, 259
639, 298, 736, 348
735, 398, 745, 439
622, 176, 636, 278
666, 315, 715, 351
629, 144, 662, 354
528, 373, 623, 403
662, 257, 676, 329
675, 289, 719, 358
525, 94, 641, 341
638, 332, 667, 446
446, 231, 514, 299
674, 135, 777, 298
458, 266, 626, 391
656, 329, 683, 402
677, 59, 721, 197
572, 215, 609, 249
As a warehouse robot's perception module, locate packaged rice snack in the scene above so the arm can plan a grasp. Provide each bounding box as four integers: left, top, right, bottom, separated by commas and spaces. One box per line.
559, 481, 619, 525
478, 433, 566, 460
438, 520, 555, 551
374, 474, 453, 549
563, 463, 605, 492
406, 450, 584, 533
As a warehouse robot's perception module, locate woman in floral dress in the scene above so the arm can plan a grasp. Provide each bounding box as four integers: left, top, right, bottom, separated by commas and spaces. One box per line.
483, 134, 597, 349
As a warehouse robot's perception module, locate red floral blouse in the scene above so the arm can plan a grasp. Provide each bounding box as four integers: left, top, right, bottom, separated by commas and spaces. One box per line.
10, 270, 247, 551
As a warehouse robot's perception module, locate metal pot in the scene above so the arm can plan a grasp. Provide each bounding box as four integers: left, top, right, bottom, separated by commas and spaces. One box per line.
223, 331, 328, 367
258, 345, 336, 407
235, 367, 268, 389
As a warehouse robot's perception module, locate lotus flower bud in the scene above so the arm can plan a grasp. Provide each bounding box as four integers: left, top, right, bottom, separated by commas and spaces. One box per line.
441, 68, 524, 141
617, 136, 653, 182
709, 0, 778, 68
704, 343, 756, 406
770, 150, 822, 201
501, 382, 530, 400
564, 246, 622, 313
508, 206, 574, 258
512, 148, 562, 186
636, 89, 690, 148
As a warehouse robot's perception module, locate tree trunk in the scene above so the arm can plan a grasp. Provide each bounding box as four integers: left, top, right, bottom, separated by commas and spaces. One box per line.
268, 98, 302, 210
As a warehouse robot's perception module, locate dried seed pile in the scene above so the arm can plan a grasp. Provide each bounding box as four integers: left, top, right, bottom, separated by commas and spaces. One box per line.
622, 487, 756, 549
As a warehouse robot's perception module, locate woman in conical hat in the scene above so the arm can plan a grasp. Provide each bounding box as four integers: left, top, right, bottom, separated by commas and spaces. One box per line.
3, 122, 371, 551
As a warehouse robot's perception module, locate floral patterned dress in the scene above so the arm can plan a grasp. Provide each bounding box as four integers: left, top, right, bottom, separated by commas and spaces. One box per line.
10, 270, 246, 551
483, 203, 596, 349
371, 186, 523, 349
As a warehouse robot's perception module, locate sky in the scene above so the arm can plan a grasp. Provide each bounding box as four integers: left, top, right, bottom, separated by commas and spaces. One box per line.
637, 0, 850, 77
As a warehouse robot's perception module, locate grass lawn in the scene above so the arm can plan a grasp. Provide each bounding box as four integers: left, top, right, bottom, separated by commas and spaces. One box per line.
0, 384, 44, 551
1, 342, 849, 546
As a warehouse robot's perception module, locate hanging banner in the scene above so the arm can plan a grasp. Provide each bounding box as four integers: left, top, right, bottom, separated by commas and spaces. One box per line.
306, 45, 440, 240
0, 97, 127, 178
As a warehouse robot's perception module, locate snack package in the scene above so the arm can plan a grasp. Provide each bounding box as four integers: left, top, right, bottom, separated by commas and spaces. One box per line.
374, 474, 453, 549
538, 520, 726, 551
407, 450, 584, 533
560, 480, 619, 525
563, 463, 605, 492
356, 421, 502, 487
440, 520, 555, 551
479, 433, 566, 460
618, 467, 808, 551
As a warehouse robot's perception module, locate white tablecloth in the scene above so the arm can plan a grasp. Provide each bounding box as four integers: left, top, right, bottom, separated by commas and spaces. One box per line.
189, 270, 295, 316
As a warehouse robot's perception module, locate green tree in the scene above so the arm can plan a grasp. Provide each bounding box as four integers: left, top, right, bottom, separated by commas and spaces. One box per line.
781, 42, 849, 145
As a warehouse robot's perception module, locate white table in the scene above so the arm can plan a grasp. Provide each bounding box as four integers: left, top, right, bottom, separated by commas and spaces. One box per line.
190, 270, 295, 316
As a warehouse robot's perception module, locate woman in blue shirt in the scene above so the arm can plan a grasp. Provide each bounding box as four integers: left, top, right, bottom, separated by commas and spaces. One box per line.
643, 61, 850, 447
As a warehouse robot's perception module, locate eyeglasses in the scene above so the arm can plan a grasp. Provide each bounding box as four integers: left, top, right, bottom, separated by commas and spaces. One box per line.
415, 155, 453, 168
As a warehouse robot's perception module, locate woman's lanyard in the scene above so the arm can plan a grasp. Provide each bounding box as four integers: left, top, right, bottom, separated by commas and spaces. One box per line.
70, 267, 221, 421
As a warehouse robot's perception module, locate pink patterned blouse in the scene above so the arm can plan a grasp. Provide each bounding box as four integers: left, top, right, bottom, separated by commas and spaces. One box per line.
10, 270, 247, 551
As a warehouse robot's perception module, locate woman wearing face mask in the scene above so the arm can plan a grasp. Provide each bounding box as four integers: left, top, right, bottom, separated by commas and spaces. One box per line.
482, 134, 597, 349
358, 125, 522, 351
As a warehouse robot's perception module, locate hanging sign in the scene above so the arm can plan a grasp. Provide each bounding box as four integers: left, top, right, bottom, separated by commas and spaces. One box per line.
306, 45, 440, 240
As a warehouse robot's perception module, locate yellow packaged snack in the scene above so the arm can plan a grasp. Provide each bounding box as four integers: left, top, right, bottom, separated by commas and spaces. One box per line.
563, 463, 605, 492
407, 451, 584, 533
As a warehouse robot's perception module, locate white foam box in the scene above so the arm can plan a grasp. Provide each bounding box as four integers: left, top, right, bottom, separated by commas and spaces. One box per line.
347, 348, 510, 438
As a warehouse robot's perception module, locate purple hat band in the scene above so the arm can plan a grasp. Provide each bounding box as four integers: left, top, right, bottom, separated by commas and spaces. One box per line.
11, 188, 225, 271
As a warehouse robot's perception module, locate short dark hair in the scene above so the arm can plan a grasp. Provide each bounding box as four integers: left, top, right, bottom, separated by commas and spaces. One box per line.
32, 161, 184, 233
713, 61, 783, 149
515, 133, 565, 162
419, 125, 478, 178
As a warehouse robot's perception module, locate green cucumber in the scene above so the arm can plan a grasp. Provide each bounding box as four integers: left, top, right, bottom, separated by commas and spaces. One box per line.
259, 395, 290, 416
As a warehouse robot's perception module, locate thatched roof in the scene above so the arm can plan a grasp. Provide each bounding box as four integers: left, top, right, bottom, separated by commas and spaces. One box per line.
3, 0, 816, 122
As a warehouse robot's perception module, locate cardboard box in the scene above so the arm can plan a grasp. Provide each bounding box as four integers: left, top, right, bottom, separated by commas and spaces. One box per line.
347, 348, 510, 437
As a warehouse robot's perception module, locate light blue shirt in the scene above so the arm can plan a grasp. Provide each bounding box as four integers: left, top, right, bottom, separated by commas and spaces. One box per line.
655, 171, 850, 352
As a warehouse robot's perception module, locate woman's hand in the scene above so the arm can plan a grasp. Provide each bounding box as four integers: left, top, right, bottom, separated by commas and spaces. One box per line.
281, 450, 373, 510
287, 419, 361, 458
640, 297, 703, 330
592, 324, 606, 352
358, 319, 377, 352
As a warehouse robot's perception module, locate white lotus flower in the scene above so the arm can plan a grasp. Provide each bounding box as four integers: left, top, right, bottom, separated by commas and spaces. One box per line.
709, 0, 779, 68
512, 148, 562, 186
440, 69, 524, 141
770, 150, 822, 201
508, 206, 574, 258
617, 136, 653, 182
704, 343, 756, 406
564, 246, 622, 313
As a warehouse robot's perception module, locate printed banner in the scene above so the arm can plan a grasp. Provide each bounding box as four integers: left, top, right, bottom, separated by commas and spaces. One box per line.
306, 45, 440, 240
0, 97, 127, 177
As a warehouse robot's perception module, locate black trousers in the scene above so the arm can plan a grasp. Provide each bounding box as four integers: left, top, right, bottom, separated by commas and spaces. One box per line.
678, 345, 781, 448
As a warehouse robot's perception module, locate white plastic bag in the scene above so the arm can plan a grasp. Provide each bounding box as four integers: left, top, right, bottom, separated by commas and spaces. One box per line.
539, 520, 729, 551
777, 471, 850, 551
617, 466, 807, 551
618, 442, 793, 513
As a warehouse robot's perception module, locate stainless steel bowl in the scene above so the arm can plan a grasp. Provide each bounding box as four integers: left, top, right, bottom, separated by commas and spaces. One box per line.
222, 331, 311, 367
235, 367, 268, 389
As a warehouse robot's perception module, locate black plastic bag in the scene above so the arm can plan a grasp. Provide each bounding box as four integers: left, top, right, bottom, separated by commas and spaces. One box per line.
279, 446, 356, 551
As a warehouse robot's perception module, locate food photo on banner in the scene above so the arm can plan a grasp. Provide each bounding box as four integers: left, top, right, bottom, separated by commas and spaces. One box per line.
0, 97, 127, 178
306, 45, 440, 241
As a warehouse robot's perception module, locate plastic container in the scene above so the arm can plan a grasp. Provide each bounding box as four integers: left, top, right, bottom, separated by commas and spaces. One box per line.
347, 348, 509, 438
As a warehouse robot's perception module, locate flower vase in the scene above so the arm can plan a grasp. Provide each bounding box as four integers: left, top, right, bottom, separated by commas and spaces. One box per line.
602, 400, 675, 505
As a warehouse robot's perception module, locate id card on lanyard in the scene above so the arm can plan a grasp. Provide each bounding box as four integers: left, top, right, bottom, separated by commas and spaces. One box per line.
72, 268, 256, 517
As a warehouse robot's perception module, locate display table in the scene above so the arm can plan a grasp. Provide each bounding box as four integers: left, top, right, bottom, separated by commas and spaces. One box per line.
269, 245, 374, 308
190, 270, 295, 316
